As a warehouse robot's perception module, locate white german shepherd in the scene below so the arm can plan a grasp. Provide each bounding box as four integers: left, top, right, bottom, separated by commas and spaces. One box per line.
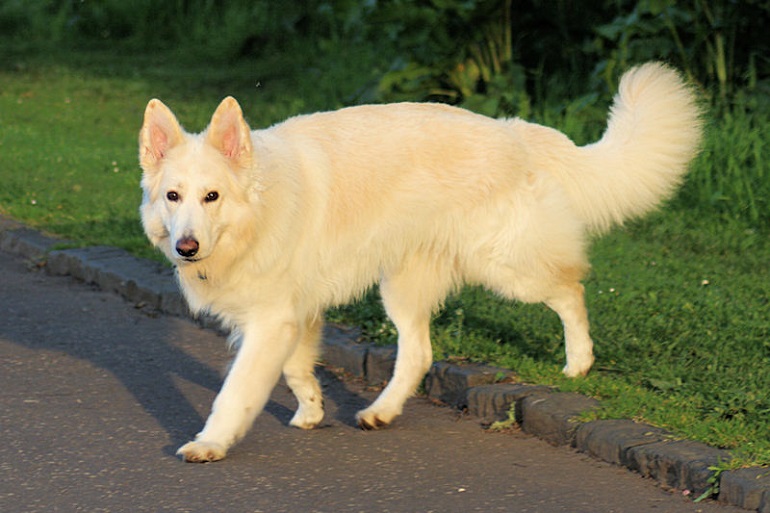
139, 62, 701, 462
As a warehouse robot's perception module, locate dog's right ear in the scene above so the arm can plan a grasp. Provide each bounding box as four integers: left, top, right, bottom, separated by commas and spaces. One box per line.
139, 99, 184, 173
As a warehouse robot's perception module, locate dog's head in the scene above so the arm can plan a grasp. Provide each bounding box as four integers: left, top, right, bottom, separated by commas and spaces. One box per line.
138, 97, 254, 264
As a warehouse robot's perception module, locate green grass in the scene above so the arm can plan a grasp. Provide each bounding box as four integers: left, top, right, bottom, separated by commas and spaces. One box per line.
1, 46, 769, 466
0, 62, 148, 254
0, 46, 384, 258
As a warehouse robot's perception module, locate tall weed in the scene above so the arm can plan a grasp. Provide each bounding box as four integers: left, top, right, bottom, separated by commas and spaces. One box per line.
677, 99, 769, 228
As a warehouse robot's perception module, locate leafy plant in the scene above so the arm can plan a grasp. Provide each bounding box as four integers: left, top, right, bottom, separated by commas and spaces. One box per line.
488, 407, 518, 432
676, 100, 769, 228
693, 462, 727, 503
590, 0, 770, 105
373, 0, 529, 117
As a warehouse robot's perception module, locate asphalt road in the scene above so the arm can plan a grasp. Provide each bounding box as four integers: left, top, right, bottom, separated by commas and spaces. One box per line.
0, 249, 743, 513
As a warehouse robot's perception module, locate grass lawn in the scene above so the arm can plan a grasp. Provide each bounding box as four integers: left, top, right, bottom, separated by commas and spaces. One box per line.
1, 48, 768, 467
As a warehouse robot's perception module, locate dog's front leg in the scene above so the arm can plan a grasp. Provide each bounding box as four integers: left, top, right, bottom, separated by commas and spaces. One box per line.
177, 316, 300, 463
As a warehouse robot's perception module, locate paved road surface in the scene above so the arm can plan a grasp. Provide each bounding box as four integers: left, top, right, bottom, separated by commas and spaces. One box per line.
0, 250, 742, 513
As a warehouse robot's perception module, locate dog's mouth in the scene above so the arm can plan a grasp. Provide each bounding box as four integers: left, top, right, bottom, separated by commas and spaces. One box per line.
177, 255, 204, 264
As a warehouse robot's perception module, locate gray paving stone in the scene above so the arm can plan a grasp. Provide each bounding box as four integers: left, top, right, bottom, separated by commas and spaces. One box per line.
626, 439, 731, 495
321, 325, 367, 378
47, 246, 122, 282
719, 467, 770, 512
576, 419, 670, 466
45, 248, 77, 276
365, 345, 396, 385
466, 383, 552, 423
0, 216, 23, 232
91, 254, 168, 302
520, 392, 599, 446
159, 284, 189, 317
424, 361, 515, 408
0, 227, 63, 260
47, 246, 175, 309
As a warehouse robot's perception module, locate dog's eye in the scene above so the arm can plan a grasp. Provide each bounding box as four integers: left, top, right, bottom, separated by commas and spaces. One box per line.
166, 191, 180, 202
205, 191, 219, 203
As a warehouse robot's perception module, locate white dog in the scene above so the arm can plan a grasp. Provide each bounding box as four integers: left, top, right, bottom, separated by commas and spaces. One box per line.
139, 62, 702, 462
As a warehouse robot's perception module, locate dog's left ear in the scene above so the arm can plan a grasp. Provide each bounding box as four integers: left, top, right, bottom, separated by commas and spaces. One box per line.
206, 96, 253, 169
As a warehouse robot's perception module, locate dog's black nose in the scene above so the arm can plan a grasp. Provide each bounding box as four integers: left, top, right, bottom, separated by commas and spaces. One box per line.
176, 237, 199, 258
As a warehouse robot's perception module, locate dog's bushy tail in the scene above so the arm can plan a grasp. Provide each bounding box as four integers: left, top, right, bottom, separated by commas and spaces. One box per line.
568, 62, 703, 233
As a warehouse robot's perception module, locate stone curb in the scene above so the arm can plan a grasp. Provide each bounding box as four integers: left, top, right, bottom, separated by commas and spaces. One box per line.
1, 220, 768, 512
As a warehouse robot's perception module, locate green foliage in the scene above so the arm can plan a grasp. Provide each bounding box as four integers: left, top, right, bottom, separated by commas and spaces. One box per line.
676, 99, 770, 228
371, 0, 769, 115
0, 0, 377, 61
693, 461, 732, 502
3, 1, 766, 113
591, 0, 770, 104
371, 0, 607, 117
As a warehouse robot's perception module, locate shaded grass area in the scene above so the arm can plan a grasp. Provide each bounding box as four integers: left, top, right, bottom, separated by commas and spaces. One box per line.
1, 48, 768, 465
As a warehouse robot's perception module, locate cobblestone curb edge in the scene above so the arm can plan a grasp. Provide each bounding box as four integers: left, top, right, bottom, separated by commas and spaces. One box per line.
1, 218, 767, 512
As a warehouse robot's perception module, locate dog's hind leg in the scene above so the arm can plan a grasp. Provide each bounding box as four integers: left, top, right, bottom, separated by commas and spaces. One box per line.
545, 281, 595, 377
284, 315, 325, 429
356, 257, 453, 429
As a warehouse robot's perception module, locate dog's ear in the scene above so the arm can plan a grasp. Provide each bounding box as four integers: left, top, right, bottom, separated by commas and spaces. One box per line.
139, 99, 184, 172
206, 96, 253, 169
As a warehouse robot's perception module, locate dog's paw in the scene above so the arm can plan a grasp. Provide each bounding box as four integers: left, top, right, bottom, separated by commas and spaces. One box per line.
176, 440, 227, 463
289, 405, 324, 430
562, 354, 595, 378
355, 407, 396, 430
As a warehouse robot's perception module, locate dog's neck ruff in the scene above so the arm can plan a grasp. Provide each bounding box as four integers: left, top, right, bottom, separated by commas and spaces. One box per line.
175, 262, 212, 287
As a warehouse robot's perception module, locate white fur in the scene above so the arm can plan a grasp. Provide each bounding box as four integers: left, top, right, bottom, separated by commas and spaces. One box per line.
138, 62, 702, 462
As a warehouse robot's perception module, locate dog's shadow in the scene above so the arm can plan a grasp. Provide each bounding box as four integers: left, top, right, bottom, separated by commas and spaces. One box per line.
128, 319, 372, 456
154, 369, 369, 457
2, 264, 371, 457
149, 333, 372, 456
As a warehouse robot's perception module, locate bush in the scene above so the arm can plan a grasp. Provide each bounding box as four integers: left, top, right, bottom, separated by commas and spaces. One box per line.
372, 0, 769, 109
590, 0, 770, 104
